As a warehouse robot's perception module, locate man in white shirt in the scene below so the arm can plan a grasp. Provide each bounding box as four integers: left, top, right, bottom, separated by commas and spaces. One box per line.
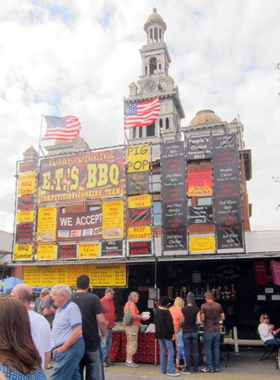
11, 284, 52, 369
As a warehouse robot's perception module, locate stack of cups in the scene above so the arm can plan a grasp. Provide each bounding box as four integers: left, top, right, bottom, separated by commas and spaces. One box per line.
142, 311, 151, 320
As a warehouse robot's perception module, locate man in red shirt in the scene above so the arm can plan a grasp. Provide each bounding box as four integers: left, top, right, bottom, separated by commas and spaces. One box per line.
100, 287, 116, 367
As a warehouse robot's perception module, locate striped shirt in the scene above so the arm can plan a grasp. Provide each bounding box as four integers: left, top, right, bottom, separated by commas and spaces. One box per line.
51, 300, 82, 348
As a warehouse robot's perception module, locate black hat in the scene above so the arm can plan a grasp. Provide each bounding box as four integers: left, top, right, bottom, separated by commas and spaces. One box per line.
160, 296, 171, 307
186, 292, 196, 303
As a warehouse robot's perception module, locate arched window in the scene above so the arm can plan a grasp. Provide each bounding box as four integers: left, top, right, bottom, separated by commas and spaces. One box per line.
166, 117, 169, 129
159, 119, 163, 130
147, 123, 155, 137
149, 57, 157, 75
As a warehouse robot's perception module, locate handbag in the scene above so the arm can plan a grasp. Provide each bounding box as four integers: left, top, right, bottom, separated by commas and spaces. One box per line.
123, 301, 134, 325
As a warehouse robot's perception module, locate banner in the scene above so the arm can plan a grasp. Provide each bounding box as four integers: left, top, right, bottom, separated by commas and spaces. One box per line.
162, 142, 187, 251
128, 226, 151, 240
16, 223, 34, 243
188, 206, 213, 224
16, 210, 34, 224
57, 209, 102, 241
215, 197, 241, 224
38, 148, 124, 204
101, 241, 123, 257
129, 208, 151, 226
186, 136, 211, 160
19, 160, 36, 173
17, 172, 36, 195
77, 243, 99, 259
189, 236, 215, 254
23, 263, 127, 287
57, 244, 77, 259
216, 223, 243, 250
37, 207, 56, 242
13, 244, 33, 261
127, 144, 149, 172
17, 194, 35, 210
127, 172, 149, 195
128, 194, 151, 209
129, 241, 152, 256
36, 244, 57, 260
187, 172, 212, 197
102, 200, 124, 239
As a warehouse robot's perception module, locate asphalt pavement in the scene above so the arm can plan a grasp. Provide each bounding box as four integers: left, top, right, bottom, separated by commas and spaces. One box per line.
45, 348, 280, 380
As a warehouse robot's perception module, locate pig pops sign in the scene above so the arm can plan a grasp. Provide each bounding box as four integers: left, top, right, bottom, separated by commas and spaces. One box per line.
126, 144, 150, 173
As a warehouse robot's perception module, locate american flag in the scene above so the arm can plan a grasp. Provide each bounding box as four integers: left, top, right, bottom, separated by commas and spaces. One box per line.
124, 97, 160, 130
42, 116, 81, 141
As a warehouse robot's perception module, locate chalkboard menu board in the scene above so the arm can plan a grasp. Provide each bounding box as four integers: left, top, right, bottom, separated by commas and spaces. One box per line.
127, 172, 150, 195
101, 240, 123, 257
16, 223, 34, 242
57, 244, 77, 259
161, 142, 187, 251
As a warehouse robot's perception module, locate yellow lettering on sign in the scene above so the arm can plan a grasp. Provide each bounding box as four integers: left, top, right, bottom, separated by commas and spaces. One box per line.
127, 144, 149, 173
78, 244, 99, 259
127, 226, 152, 240
14, 244, 33, 261
37, 245, 56, 260
17, 172, 36, 195
189, 236, 215, 253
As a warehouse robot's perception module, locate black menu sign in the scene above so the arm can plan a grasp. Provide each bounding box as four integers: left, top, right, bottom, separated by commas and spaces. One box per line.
215, 197, 241, 224
217, 223, 243, 250
161, 142, 187, 251
129, 241, 152, 256
16, 223, 34, 242
57, 244, 76, 259
188, 205, 213, 224
127, 172, 149, 195
129, 208, 151, 226
186, 136, 211, 160
101, 240, 123, 257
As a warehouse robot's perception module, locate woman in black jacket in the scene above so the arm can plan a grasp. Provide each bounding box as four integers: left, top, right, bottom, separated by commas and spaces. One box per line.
154, 296, 179, 377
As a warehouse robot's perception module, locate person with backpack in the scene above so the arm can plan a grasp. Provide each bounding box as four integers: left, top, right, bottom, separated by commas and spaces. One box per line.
123, 291, 147, 368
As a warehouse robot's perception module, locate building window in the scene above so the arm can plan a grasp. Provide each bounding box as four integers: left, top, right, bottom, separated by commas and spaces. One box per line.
145, 66, 148, 75
61, 207, 66, 214
197, 197, 212, 206
154, 28, 158, 42
139, 127, 143, 138
133, 128, 136, 139
149, 57, 157, 74
153, 201, 162, 225
187, 198, 192, 206
159, 29, 162, 41
88, 205, 100, 211
166, 117, 169, 129
152, 173, 161, 193
147, 123, 155, 137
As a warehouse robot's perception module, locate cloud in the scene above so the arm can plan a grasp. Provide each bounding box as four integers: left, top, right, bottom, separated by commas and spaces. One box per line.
0, 0, 280, 233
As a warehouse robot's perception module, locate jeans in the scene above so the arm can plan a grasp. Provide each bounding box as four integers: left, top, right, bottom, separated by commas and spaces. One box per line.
101, 328, 113, 362
51, 338, 85, 380
183, 332, 199, 373
80, 346, 105, 380
159, 339, 175, 374
264, 338, 280, 346
204, 332, 220, 371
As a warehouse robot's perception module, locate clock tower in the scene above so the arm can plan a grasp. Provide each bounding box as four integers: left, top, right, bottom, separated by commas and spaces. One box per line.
125, 8, 185, 146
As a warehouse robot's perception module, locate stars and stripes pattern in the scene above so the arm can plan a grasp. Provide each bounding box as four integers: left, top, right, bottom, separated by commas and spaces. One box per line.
124, 97, 160, 130
42, 116, 81, 141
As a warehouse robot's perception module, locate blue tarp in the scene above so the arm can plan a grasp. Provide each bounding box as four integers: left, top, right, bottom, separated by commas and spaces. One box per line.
0, 277, 23, 292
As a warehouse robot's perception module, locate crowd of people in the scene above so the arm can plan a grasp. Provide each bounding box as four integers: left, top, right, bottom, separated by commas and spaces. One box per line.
2, 278, 277, 380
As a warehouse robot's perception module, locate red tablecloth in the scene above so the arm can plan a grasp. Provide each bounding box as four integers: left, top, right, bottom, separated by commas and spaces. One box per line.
109, 331, 203, 364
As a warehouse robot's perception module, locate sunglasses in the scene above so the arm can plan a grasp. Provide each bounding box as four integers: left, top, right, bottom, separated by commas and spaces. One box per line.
263, 317, 269, 320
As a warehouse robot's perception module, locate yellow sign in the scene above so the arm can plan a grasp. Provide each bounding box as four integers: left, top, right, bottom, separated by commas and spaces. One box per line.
102, 200, 124, 239
16, 210, 34, 224
189, 236, 215, 253
37, 244, 56, 260
128, 194, 152, 209
127, 144, 149, 173
128, 226, 152, 240
18, 172, 36, 195
23, 264, 127, 287
78, 243, 99, 259
14, 244, 33, 261
37, 207, 56, 242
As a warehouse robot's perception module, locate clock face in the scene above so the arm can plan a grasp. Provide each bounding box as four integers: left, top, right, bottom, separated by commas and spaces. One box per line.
144, 80, 157, 92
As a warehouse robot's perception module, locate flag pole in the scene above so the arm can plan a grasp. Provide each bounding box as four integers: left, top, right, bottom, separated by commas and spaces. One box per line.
37, 114, 46, 157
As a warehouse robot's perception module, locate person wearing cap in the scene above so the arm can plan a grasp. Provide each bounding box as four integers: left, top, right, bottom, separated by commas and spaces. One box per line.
180, 292, 201, 374
100, 287, 116, 367
200, 291, 225, 373
154, 296, 179, 377
72, 274, 107, 380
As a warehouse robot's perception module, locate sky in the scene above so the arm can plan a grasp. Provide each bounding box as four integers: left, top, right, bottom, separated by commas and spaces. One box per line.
0, 0, 280, 233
